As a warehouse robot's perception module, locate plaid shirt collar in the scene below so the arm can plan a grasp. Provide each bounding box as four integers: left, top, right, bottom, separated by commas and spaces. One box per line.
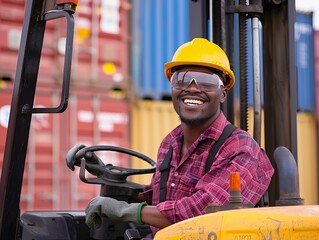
169, 111, 229, 146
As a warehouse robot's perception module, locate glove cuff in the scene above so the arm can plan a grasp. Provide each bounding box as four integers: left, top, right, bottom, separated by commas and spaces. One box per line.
137, 201, 148, 224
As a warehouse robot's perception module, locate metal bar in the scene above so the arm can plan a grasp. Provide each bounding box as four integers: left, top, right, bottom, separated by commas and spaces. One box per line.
262, 0, 298, 206
252, 17, 261, 144
212, 0, 223, 45
238, 0, 249, 131
209, 0, 213, 41
0, 1, 46, 238
287, 0, 298, 164
52, 93, 60, 209
31, 10, 74, 114
223, 0, 236, 124
188, 0, 208, 39
212, 0, 235, 123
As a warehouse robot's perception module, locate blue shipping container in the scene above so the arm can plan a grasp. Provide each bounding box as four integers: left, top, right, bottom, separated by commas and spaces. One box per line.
131, 0, 189, 100
295, 11, 315, 112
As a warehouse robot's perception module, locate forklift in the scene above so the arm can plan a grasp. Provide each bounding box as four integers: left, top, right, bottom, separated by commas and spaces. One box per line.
0, 0, 318, 239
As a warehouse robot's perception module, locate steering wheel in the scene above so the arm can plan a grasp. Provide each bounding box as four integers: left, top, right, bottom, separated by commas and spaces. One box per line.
74, 145, 156, 185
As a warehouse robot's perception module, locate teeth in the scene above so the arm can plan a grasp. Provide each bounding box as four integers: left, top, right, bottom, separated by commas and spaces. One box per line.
184, 99, 203, 105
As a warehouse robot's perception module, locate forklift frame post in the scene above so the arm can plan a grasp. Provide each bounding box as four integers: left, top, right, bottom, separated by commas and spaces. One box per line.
0, 1, 46, 238
188, 0, 298, 206
0, 0, 75, 238
262, 0, 298, 206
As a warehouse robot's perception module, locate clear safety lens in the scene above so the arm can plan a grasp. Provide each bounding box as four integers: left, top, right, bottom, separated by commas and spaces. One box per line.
170, 70, 224, 92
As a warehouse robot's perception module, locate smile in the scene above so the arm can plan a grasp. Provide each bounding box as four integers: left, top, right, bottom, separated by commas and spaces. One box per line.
183, 98, 204, 105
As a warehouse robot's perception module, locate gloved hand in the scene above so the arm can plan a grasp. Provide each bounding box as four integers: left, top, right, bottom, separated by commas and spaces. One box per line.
85, 196, 147, 228
66, 144, 104, 175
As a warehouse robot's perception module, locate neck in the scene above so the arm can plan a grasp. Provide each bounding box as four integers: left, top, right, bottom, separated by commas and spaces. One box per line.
181, 111, 220, 149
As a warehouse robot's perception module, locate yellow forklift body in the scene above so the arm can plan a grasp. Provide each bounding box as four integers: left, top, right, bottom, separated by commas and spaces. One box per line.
154, 205, 319, 239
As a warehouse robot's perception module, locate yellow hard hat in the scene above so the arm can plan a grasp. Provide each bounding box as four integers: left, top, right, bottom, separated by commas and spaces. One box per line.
164, 38, 235, 89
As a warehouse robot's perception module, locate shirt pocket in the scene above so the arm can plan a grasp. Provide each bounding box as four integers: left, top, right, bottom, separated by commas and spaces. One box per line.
175, 174, 199, 199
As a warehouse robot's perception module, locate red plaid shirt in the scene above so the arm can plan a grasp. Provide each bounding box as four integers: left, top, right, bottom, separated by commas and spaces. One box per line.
143, 112, 274, 236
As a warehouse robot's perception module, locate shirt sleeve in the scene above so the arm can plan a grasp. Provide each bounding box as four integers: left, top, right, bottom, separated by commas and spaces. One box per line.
156, 130, 274, 224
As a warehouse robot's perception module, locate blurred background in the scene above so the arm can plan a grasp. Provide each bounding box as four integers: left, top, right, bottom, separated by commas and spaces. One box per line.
0, 0, 318, 213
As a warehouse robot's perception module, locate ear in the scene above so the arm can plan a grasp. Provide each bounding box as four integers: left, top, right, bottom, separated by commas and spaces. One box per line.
219, 87, 228, 103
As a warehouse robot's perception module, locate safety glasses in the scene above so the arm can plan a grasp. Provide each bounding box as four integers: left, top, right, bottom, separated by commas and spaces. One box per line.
170, 70, 224, 92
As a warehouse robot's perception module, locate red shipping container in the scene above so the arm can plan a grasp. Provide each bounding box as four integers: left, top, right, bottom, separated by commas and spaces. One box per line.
70, 0, 131, 89
0, 0, 132, 213
0, 84, 13, 170
0, 85, 130, 212
0, 50, 18, 82
66, 90, 130, 210
0, 0, 131, 90
0, 19, 61, 83
0, 1, 25, 22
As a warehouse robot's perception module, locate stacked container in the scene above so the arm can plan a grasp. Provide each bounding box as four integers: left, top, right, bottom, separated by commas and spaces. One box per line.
129, 0, 189, 184
0, 0, 132, 212
131, 0, 189, 100
0, 0, 25, 82
70, 0, 131, 92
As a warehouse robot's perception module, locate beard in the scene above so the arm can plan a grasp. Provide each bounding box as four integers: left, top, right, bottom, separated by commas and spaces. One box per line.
179, 115, 210, 126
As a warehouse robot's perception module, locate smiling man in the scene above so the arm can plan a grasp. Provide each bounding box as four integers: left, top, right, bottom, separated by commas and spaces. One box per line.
85, 38, 274, 239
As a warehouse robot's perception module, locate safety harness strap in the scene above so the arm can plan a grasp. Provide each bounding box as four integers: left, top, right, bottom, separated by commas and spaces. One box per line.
159, 124, 236, 202
205, 124, 236, 173
159, 146, 173, 202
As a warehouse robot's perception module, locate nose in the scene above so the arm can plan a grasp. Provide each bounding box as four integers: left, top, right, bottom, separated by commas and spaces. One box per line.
186, 78, 201, 91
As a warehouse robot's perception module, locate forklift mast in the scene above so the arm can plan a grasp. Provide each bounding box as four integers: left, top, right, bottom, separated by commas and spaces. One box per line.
0, 0, 78, 238
188, 0, 298, 206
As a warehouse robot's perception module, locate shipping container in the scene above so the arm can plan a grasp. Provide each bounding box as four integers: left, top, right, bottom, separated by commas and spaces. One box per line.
0, 0, 131, 90
0, 84, 12, 168
0, 20, 22, 81
0, 0, 25, 23
295, 11, 315, 112
0, 84, 130, 212
296, 112, 318, 205
66, 89, 130, 210
70, 0, 131, 91
315, 30, 319, 120
0, 0, 61, 84
131, 0, 189, 100
130, 100, 180, 184
0, 0, 132, 212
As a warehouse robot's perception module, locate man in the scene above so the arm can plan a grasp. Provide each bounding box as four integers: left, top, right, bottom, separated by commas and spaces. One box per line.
84, 38, 274, 237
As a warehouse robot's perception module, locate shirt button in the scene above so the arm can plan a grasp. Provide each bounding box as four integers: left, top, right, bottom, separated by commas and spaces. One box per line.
171, 183, 175, 187
174, 172, 178, 177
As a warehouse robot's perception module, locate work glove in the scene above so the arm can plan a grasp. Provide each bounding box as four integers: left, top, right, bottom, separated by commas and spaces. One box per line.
66, 144, 105, 176
85, 196, 147, 228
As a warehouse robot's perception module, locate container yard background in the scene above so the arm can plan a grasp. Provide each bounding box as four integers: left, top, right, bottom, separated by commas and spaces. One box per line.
0, 0, 318, 213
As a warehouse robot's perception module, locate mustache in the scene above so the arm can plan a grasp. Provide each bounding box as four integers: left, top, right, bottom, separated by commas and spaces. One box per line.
178, 92, 207, 100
